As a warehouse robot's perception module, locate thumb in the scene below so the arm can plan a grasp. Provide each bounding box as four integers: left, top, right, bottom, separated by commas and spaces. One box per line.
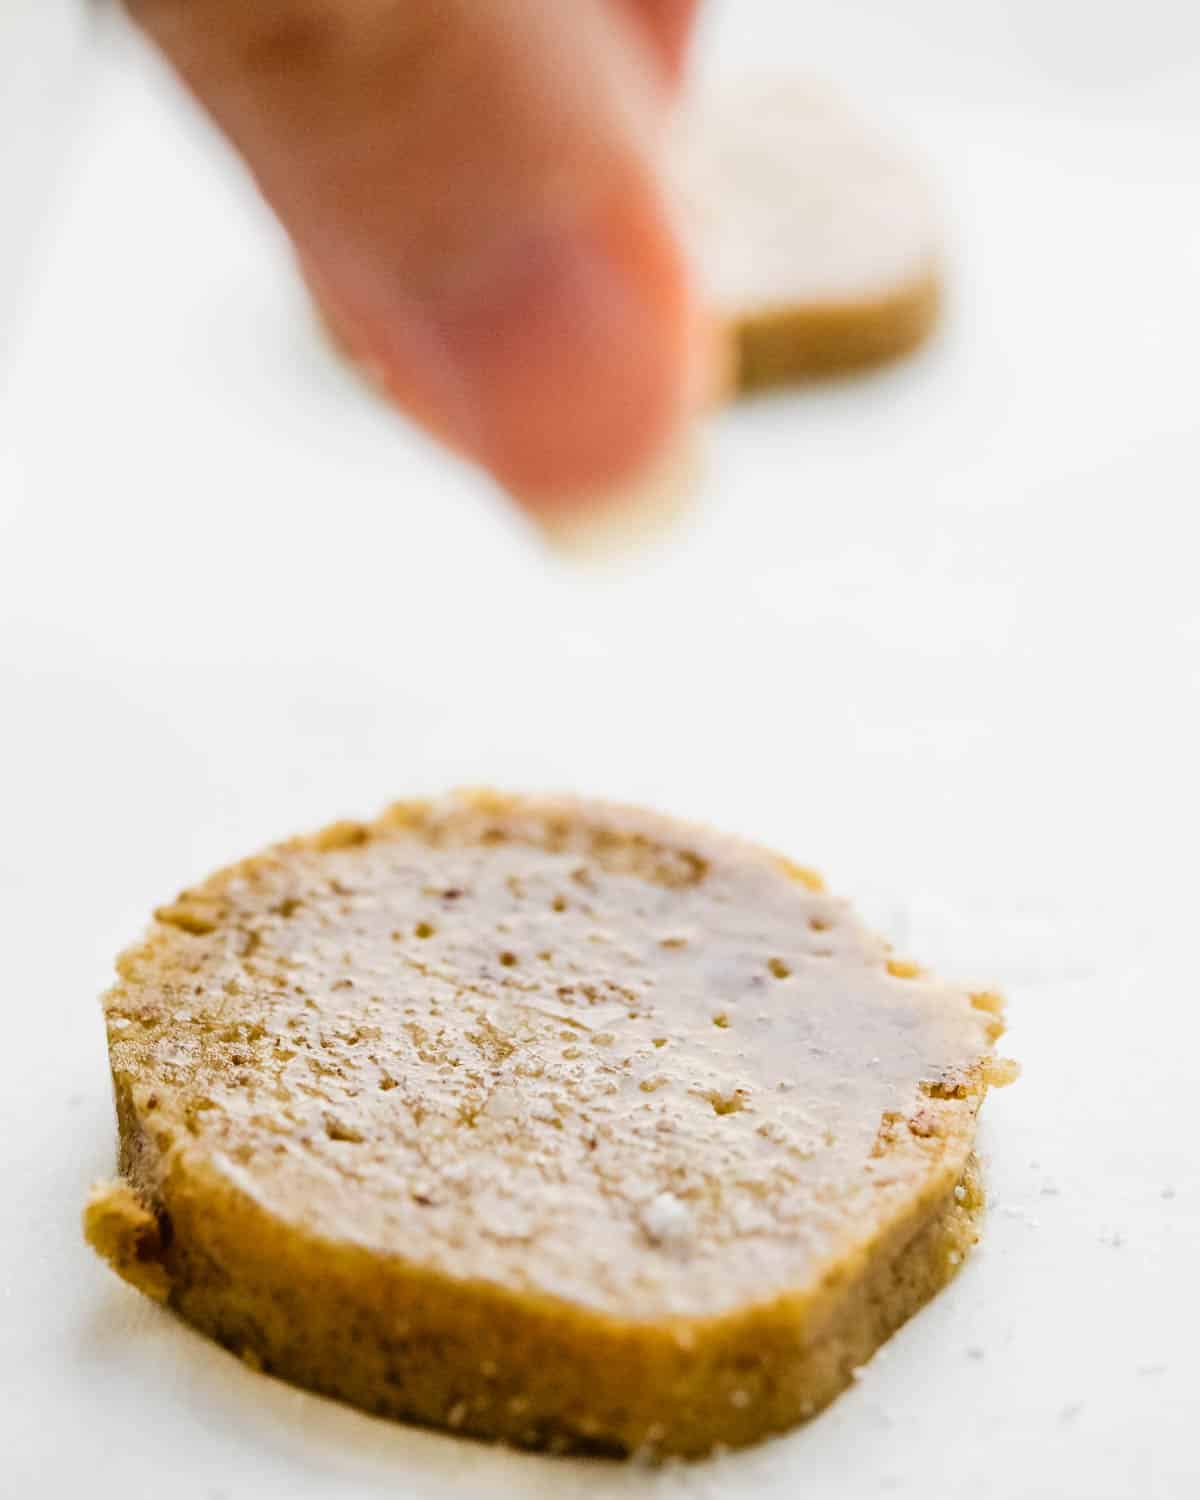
126, 0, 693, 509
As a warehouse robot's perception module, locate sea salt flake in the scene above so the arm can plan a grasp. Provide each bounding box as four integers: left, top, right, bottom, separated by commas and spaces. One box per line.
640, 1191, 695, 1249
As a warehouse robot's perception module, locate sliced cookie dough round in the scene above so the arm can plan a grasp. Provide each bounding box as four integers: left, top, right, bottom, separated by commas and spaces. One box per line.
676, 78, 943, 392
85, 791, 1012, 1458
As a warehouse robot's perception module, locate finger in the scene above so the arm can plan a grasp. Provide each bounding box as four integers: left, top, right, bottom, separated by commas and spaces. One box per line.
126, 0, 693, 509
616, 0, 701, 83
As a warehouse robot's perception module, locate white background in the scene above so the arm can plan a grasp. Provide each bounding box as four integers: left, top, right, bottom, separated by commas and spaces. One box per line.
2, 3, 1198, 1496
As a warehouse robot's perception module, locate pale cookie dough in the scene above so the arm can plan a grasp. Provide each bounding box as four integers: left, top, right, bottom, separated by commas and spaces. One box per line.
85, 791, 1012, 1457
677, 78, 943, 390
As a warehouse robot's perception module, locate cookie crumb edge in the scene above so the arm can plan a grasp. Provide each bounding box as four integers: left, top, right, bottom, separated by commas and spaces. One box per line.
82, 1178, 172, 1303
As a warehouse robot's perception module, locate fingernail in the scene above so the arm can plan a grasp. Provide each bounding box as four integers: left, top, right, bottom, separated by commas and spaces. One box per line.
533, 420, 704, 558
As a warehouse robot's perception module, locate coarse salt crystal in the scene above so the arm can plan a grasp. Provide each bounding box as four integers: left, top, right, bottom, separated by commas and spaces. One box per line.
640, 1191, 694, 1249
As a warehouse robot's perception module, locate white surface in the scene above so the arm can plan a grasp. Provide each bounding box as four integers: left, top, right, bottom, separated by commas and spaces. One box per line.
2, 4, 1199, 1498
0, 0, 93, 356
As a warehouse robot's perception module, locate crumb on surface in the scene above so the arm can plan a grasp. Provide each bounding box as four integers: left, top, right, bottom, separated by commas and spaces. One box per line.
82, 1179, 171, 1302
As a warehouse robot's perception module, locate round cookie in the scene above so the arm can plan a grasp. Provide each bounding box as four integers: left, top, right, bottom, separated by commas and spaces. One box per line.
676, 78, 943, 391
85, 791, 1011, 1457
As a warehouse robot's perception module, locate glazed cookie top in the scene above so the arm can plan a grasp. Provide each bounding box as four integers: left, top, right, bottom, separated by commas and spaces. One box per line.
676, 79, 940, 312
105, 792, 1006, 1323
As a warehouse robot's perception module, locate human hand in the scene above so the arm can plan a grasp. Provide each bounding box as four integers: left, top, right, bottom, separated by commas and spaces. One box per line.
125, 0, 699, 511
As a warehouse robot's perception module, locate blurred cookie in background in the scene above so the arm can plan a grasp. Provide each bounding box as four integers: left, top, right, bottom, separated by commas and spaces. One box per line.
676, 77, 943, 392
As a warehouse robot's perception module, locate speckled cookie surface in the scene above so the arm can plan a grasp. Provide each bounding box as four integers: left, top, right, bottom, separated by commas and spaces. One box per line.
85, 792, 1011, 1456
